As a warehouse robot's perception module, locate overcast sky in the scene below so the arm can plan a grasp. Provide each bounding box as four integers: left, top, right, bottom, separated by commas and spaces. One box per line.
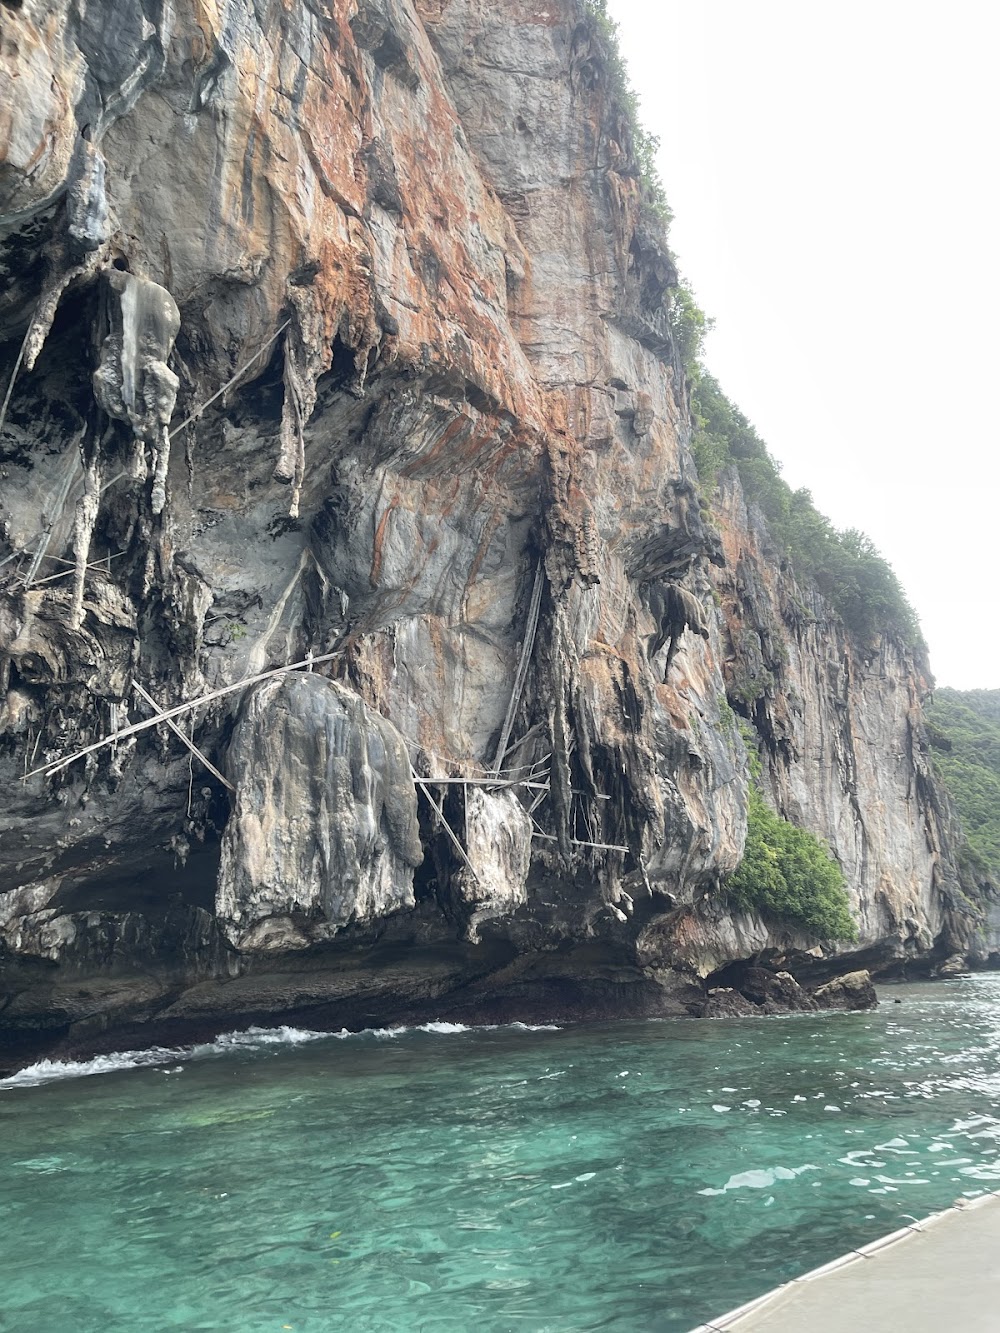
607, 0, 1000, 690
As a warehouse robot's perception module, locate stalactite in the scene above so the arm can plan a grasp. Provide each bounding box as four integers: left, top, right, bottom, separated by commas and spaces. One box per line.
646, 581, 711, 679
150, 421, 172, 516
93, 270, 180, 515
70, 455, 102, 630
274, 319, 319, 518
66, 139, 110, 256
24, 249, 106, 373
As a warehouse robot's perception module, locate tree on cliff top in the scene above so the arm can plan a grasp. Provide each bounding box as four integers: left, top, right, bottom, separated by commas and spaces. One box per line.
582, 0, 672, 223
689, 371, 922, 649
582, 0, 921, 654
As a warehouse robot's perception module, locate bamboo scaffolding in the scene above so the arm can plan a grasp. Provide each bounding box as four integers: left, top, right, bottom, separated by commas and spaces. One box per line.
24, 649, 346, 782
401, 738, 552, 781
423, 774, 611, 803
528, 786, 549, 815
499, 719, 545, 765
410, 767, 483, 889
529, 828, 629, 854
491, 559, 544, 775
421, 771, 549, 790
27, 552, 126, 589
132, 681, 235, 792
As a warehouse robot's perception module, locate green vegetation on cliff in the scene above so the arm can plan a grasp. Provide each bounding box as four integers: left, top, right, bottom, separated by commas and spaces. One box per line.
690, 372, 921, 648
724, 724, 857, 940
726, 786, 857, 941
925, 689, 1000, 883
585, 0, 916, 930
582, 0, 920, 655
582, 0, 672, 222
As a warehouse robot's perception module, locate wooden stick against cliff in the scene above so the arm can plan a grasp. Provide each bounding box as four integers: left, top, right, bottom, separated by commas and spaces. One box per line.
0, 319, 33, 441
167, 319, 292, 440
491, 559, 544, 775
23, 649, 347, 783
131, 682, 235, 792
409, 768, 484, 890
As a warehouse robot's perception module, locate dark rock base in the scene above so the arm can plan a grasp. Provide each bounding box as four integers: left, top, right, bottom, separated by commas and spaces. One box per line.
0, 925, 880, 1079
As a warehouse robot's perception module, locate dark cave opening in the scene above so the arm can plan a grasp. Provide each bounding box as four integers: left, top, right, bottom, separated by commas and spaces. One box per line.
50, 836, 222, 918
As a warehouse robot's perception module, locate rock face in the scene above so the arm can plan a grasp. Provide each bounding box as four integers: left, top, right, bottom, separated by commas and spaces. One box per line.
0, 0, 987, 1068
217, 674, 423, 948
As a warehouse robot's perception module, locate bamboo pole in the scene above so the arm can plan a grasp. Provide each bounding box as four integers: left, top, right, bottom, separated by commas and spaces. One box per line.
167, 320, 292, 440
24, 649, 346, 782
529, 828, 629, 854
410, 768, 483, 889
132, 681, 235, 792
491, 559, 544, 774
0, 320, 33, 439
21, 447, 81, 588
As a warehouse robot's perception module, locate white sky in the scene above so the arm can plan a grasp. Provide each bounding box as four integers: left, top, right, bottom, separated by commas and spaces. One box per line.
607, 0, 1000, 689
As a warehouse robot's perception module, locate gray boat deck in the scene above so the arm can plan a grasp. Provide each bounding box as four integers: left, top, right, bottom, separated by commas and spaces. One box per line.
691, 1190, 1000, 1332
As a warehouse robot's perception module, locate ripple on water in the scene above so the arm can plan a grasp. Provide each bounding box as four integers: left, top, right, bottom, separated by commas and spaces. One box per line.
2, 977, 1000, 1331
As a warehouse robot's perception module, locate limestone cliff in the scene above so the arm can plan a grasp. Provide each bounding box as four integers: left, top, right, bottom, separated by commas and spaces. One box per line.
0, 0, 984, 1068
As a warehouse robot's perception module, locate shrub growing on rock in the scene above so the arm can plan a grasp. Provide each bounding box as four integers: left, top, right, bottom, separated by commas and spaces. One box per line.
726, 787, 857, 940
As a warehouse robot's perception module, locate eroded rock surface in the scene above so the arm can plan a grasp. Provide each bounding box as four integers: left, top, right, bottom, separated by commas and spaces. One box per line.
218, 674, 422, 947
0, 0, 989, 1068
812, 970, 879, 1012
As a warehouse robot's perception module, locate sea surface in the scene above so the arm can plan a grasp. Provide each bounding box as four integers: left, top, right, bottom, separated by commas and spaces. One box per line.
3, 976, 1000, 1332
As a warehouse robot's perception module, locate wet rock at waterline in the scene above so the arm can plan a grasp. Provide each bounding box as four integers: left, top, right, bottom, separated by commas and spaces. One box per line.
701, 968, 876, 1018
812, 971, 879, 1011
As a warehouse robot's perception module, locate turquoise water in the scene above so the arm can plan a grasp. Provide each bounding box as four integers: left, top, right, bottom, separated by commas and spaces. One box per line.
3, 977, 1000, 1332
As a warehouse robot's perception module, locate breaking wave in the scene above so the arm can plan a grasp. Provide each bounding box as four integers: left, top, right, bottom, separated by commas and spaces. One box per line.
1, 1019, 561, 1088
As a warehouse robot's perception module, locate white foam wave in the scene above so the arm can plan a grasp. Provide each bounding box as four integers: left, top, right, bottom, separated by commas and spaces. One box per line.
1, 1047, 197, 1088
1, 1018, 562, 1089
210, 1025, 330, 1049
416, 1020, 560, 1035
339, 1020, 561, 1039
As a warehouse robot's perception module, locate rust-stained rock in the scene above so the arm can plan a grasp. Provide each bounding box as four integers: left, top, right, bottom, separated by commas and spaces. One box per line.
0, 0, 983, 1067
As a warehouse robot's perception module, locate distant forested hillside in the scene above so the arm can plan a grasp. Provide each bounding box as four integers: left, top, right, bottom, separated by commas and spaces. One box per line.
926, 689, 1000, 883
